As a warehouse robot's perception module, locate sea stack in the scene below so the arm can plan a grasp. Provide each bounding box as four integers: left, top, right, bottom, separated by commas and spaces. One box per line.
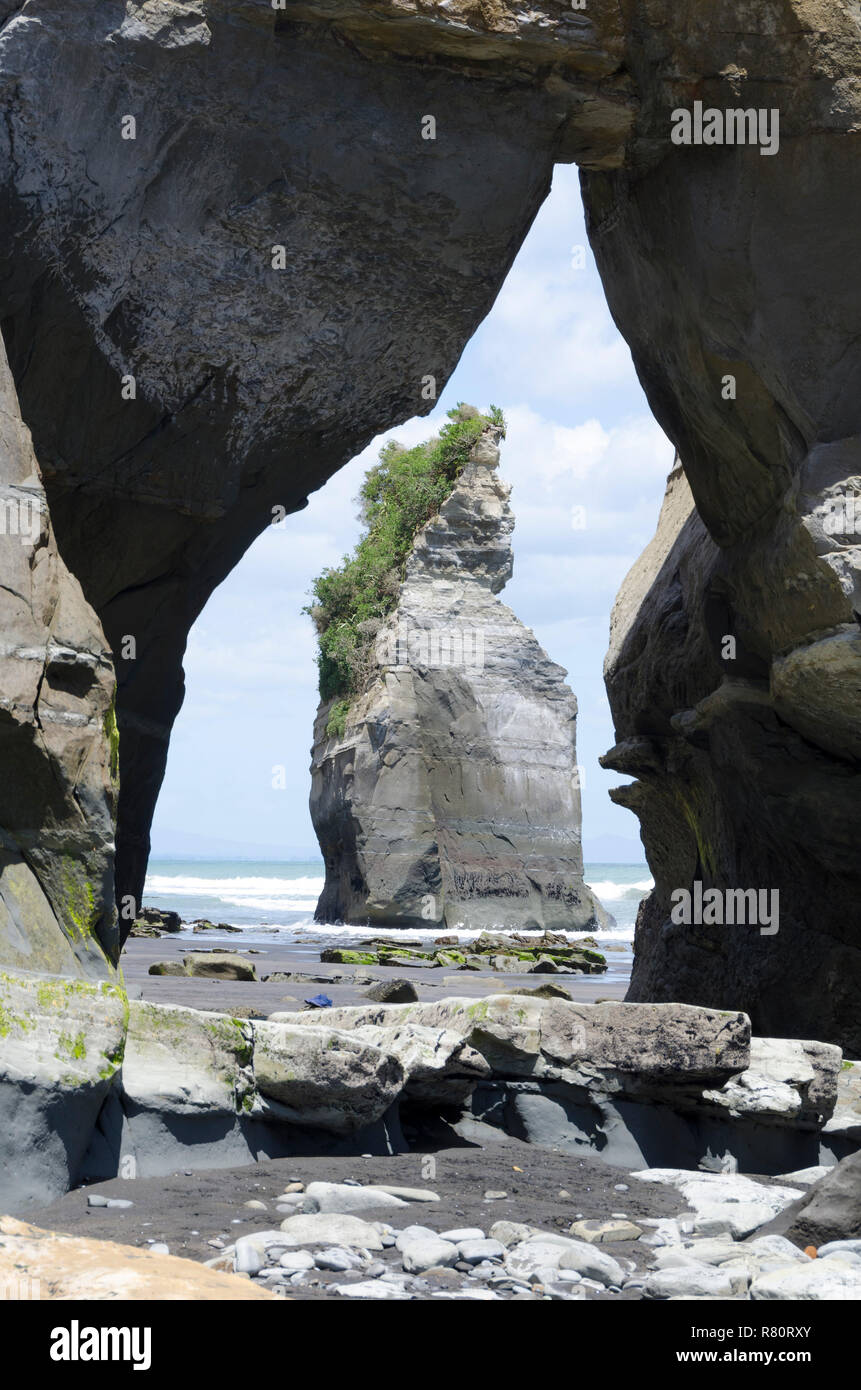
309, 420, 605, 931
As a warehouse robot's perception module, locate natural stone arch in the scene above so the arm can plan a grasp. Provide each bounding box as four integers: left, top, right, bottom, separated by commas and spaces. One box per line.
0, 0, 857, 1050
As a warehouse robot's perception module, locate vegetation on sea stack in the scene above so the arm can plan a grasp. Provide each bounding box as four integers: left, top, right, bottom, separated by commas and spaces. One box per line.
305, 404, 505, 733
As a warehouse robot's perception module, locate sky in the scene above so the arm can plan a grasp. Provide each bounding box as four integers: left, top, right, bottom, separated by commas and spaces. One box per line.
149, 165, 675, 863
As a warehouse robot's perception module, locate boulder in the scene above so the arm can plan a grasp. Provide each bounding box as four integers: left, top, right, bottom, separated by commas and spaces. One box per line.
302, 1183, 408, 1215
148, 961, 187, 977
777, 1150, 861, 1248
251, 1020, 403, 1132
278, 1213, 384, 1251
183, 953, 257, 981
365, 979, 419, 1004
0, 1217, 275, 1300
136, 908, 182, 934
632, 1170, 804, 1239
701, 1037, 842, 1129
279, 995, 751, 1095
751, 1261, 861, 1300
0, 971, 127, 1208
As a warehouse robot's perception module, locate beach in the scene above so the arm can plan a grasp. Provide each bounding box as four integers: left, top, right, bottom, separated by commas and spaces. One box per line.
129, 858, 648, 1012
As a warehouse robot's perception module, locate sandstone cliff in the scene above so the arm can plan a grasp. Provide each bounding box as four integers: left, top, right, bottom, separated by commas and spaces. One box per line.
0, 1, 857, 1046
310, 426, 605, 932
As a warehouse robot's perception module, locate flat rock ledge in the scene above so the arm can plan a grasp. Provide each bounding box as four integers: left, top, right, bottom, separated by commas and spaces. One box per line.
2, 969, 858, 1209
0, 1216, 274, 1301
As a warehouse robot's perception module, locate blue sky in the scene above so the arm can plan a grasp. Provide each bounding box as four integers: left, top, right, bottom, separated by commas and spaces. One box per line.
150, 166, 674, 862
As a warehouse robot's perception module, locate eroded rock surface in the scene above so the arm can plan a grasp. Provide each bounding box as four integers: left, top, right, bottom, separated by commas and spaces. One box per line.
0, 3, 857, 1095
311, 429, 604, 931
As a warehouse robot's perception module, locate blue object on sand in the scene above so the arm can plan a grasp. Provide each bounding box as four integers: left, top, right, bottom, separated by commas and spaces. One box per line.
304, 994, 333, 1009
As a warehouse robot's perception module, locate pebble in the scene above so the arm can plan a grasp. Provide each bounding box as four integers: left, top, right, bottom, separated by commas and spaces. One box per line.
401, 1236, 459, 1274
244, 1200, 267, 1211
569, 1218, 643, 1245
331, 1281, 412, 1300
279, 1213, 385, 1250
439, 1228, 485, 1243
484, 1190, 508, 1201
278, 1250, 315, 1272
457, 1238, 506, 1264
314, 1247, 364, 1272
639, 1264, 744, 1299
148, 1243, 170, 1256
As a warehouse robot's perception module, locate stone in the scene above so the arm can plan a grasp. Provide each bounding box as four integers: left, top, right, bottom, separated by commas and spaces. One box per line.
751, 1262, 861, 1300
440, 1228, 486, 1243
372, 1186, 440, 1203
251, 1020, 404, 1133
310, 429, 607, 935
148, 961, 188, 977
394, 1225, 437, 1251
365, 979, 419, 1004
265, 1011, 489, 1108
489, 1222, 534, 1248
700, 1037, 842, 1128
314, 1247, 365, 1272
278, 1214, 384, 1251
632, 1170, 803, 1238
510, 983, 573, 1001
0, 972, 127, 1208
774, 1166, 833, 1187
400, 1237, 459, 1274
137, 909, 182, 934
303, 1183, 409, 1215
283, 995, 750, 1098
182, 952, 257, 982
331, 1281, 412, 1300
569, 1219, 643, 1244
0, 1217, 275, 1301
278, 1251, 316, 1272
505, 1236, 624, 1288
456, 1239, 506, 1264
778, 1150, 861, 1248
817, 1239, 861, 1257
639, 1265, 743, 1300
744, 1235, 811, 1263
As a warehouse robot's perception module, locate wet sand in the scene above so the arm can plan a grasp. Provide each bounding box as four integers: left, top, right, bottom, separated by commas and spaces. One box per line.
120, 929, 633, 1015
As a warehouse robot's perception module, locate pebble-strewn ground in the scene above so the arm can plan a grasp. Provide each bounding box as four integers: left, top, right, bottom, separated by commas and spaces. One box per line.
29, 1138, 853, 1301
120, 933, 632, 1015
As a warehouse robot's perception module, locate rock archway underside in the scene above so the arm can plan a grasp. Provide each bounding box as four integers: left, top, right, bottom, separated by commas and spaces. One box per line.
0, 0, 858, 1051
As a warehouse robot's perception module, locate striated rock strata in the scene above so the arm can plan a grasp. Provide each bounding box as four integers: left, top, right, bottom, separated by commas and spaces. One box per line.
0, 0, 858, 1129
310, 428, 604, 931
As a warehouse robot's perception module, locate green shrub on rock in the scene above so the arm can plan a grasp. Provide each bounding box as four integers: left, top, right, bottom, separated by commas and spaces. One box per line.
305, 404, 506, 731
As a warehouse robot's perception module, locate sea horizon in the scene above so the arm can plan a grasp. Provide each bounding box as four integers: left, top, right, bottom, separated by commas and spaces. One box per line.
143, 856, 652, 943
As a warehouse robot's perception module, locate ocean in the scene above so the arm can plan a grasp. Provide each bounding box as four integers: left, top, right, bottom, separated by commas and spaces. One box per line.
142, 858, 651, 946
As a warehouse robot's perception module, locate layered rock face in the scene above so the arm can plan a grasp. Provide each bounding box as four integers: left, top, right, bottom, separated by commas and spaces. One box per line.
0, 0, 627, 934
0, 1, 857, 1063
310, 429, 604, 931
583, 8, 861, 1054
0, 337, 118, 979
